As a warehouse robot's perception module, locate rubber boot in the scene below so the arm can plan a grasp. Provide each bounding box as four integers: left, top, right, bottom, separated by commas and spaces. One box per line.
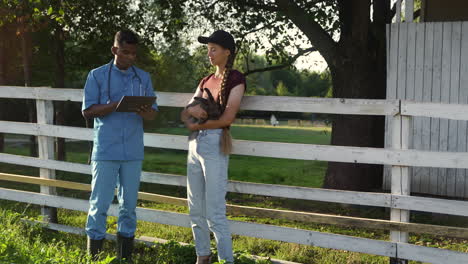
117, 233, 135, 262
87, 237, 104, 261
196, 255, 211, 264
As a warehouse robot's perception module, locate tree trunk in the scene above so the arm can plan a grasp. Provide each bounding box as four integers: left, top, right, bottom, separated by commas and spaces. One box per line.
54, 25, 66, 161
20, 26, 37, 157
323, 0, 389, 191
324, 64, 386, 191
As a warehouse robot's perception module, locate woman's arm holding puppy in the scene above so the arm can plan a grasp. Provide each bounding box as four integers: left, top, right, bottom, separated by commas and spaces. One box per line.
181, 86, 207, 122
186, 84, 245, 130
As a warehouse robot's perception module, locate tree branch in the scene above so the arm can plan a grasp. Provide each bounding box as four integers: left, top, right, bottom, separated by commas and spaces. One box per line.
207, 0, 220, 11
238, 1, 279, 13
244, 64, 287, 76
239, 21, 275, 40
390, 2, 397, 20
274, 0, 337, 67
243, 47, 317, 76
414, 9, 421, 20
237, 21, 276, 49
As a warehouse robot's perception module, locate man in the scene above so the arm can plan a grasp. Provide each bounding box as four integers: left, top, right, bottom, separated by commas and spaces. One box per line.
82, 30, 157, 261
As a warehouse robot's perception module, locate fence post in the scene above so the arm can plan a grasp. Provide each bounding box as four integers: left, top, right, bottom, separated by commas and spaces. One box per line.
395, 0, 402, 22
36, 98, 58, 223
389, 113, 411, 264
405, 0, 414, 22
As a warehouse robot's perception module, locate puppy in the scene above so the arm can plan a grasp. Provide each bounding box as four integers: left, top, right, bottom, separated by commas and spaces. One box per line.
185, 88, 232, 154
186, 88, 222, 124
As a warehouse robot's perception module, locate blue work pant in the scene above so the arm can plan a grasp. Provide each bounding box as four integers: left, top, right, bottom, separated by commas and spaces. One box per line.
187, 129, 233, 263
85, 160, 142, 240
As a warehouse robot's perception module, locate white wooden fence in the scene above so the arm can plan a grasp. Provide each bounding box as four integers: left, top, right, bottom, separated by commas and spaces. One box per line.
1, 86, 468, 263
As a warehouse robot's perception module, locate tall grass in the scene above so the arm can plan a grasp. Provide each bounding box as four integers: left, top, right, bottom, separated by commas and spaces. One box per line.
0, 208, 274, 264
0, 209, 106, 264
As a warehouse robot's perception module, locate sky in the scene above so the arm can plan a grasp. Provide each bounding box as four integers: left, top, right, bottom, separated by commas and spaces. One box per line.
294, 51, 328, 72
246, 28, 330, 73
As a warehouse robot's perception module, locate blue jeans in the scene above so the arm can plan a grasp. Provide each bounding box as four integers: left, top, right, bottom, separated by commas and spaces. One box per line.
86, 160, 142, 240
187, 129, 233, 263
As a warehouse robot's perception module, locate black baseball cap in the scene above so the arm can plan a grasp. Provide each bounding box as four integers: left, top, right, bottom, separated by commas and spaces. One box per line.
198, 30, 235, 53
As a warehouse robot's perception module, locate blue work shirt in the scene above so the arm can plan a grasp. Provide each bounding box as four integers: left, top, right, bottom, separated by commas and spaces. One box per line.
82, 61, 158, 161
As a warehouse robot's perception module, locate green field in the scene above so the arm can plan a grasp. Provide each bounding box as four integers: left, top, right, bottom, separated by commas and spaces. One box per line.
2, 124, 331, 189
146, 125, 330, 188
152, 124, 332, 144
1, 124, 467, 263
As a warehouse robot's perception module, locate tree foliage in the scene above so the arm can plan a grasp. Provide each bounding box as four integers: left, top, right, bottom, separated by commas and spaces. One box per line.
1, 0, 391, 191
145, 0, 393, 191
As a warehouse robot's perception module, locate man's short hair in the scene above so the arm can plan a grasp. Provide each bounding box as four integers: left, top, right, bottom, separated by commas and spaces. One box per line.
114, 30, 139, 46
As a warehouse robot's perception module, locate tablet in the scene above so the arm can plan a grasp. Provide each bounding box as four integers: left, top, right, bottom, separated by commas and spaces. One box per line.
115, 96, 157, 112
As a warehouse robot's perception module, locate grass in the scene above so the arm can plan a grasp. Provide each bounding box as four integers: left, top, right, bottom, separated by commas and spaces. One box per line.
5, 199, 467, 264
0, 208, 102, 264
1, 124, 468, 263
0, 208, 271, 264
148, 124, 330, 188
151, 124, 332, 145
2, 124, 330, 189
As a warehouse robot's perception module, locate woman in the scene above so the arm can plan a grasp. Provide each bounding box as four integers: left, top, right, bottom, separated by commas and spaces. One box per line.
181, 30, 246, 264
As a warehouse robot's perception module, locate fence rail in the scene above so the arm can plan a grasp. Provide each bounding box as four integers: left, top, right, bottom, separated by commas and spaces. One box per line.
2, 151, 468, 218
5, 121, 468, 169
1, 86, 468, 263
1, 187, 467, 263
1, 86, 401, 115
2, 172, 468, 240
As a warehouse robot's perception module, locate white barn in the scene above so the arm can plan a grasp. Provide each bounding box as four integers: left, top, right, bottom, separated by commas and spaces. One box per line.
384, 0, 468, 199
